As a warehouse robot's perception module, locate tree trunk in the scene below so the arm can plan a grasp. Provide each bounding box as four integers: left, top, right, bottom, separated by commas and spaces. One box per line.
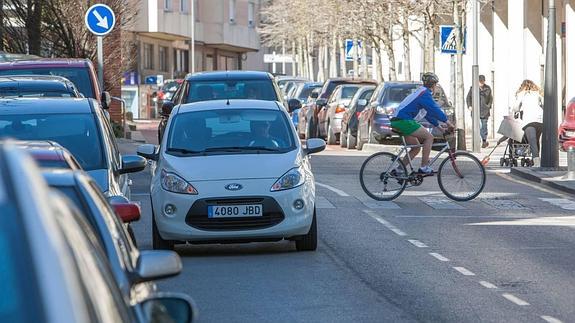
26, 0, 42, 55
339, 37, 346, 77
402, 17, 412, 81
307, 34, 315, 81
454, 1, 467, 150
292, 41, 296, 76
301, 39, 308, 79
361, 39, 368, 79
0, 0, 4, 51
373, 45, 383, 82
298, 40, 305, 77
330, 34, 337, 78
423, 3, 436, 72
317, 44, 325, 82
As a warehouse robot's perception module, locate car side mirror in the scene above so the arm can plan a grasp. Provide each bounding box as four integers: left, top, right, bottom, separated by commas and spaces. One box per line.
134, 251, 182, 283
119, 155, 147, 174
316, 98, 327, 107
304, 138, 326, 155
101, 91, 112, 109
137, 144, 159, 161
108, 195, 141, 223
161, 101, 175, 117
141, 293, 196, 323
309, 91, 319, 99
288, 98, 302, 113
357, 99, 367, 107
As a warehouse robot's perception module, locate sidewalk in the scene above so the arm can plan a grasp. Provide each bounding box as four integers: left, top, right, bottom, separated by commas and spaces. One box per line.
126, 119, 160, 145
510, 167, 575, 195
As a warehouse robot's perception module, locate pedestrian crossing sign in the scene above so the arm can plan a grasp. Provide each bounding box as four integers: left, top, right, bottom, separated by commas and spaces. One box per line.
440, 25, 466, 54
345, 39, 362, 61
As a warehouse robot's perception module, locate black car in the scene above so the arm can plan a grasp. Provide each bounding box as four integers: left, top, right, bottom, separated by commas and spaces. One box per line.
0, 75, 82, 98
340, 85, 375, 149
157, 71, 300, 142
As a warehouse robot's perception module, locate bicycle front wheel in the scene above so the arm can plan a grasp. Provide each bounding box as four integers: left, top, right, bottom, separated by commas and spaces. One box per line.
359, 152, 407, 201
438, 152, 486, 201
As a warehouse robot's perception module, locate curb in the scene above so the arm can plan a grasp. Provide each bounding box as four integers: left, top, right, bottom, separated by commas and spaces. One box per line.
510, 167, 575, 195
361, 143, 400, 154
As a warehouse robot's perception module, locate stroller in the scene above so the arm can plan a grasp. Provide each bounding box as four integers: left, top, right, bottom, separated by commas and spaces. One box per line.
496, 115, 533, 167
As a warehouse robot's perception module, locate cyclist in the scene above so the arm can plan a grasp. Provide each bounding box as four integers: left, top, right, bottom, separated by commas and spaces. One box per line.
391, 72, 455, 174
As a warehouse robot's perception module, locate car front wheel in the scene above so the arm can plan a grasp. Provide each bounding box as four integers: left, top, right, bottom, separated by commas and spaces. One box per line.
295, 210, 317, 251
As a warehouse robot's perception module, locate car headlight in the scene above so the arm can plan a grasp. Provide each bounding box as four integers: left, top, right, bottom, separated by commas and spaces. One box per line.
161, 169, 198, 194
271, 167, 306, 191
376, 105, 386, 114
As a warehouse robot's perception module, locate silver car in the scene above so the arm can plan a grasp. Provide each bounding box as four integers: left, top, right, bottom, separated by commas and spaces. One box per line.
321, 84, 362, 145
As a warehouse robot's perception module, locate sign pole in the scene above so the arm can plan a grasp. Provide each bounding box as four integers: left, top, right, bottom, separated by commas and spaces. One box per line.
97, 36, 104, 89
542, 0, 559, 167
472, 0, 481, 152
190, 0, 195, 73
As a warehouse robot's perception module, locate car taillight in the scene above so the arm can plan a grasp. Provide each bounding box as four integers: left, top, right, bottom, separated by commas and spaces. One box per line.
335, 105, 346, 113
157, 91, 165, 100
111, 202, 141, 223
356, 112, 361, 118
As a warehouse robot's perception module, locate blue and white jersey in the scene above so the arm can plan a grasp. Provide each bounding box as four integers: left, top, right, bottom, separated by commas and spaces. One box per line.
392, 86, 448, 127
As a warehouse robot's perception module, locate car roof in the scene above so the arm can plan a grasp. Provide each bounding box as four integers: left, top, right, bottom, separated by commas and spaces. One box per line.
0, 75, 72, 83
42, 169, 82, 187
0, 77, 74, 93
326, 78, 377, 83
176, 99, 283, 114
384, 81, 422, 86
0, 98, 94, 114
185, 70, 274, 81
0, 58, 92, 69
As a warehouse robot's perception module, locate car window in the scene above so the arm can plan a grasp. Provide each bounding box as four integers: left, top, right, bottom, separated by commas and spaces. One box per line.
361, 89, 374, 100
383, 85, 420, 106
329, 87, 340, 103
0, 88, 76, 98
370, 83, 385, 105
99, 116, 121, 171
0, 68, 95, 99
167, 108, 296, 156
0, 113, 105, 170
55, 201, 133, 323
0, 192, 45, 323
298, 85, 321, 101
186, 80, 278, 103
341, 86, 360, 99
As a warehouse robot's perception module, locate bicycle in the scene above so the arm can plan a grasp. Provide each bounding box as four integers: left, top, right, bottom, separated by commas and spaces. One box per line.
359, 130, 486, 201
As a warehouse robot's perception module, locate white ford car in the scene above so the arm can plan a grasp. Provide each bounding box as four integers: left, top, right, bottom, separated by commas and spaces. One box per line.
138, 100, 325, 251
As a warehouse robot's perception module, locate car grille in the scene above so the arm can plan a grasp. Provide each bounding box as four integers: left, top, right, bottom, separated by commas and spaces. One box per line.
185, 197, 285, 231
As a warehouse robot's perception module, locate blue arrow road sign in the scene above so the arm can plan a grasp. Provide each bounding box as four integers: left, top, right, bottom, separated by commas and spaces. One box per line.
85, 4, 116, 36
440, 25, 466, 54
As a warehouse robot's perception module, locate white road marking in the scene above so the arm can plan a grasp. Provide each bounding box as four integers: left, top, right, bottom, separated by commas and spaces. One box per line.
541, 315, 563, 323
364, 210, 406, 236
429, 253, 449, 262
419, 197, 465, 209
478, 281, 498, 289
539, 198, 575, 210
407, 239, 428, 248
316, 196, 335, 209
316, 182, 350, 197
469, 216, 575, 227
501, 293, 530, 306
453, 267, 475, 276
482, 199, 528, 210
362, 201, 401, 209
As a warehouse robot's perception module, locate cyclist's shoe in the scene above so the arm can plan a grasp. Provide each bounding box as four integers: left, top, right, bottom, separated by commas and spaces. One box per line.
418, 166, 434, 175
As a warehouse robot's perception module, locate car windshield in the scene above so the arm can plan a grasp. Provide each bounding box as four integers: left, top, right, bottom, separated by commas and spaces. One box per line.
167, 109, 296, 156
341, 86, 360, 99
0, 114, 105, 170
0, 190, 45, 322
0, 68, 94, 99
298, 86, 321, 100
383, 85, 420, 105
186, 80, 278, 103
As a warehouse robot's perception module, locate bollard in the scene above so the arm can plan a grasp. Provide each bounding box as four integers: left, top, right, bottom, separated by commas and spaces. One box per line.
565, 146, 575, 180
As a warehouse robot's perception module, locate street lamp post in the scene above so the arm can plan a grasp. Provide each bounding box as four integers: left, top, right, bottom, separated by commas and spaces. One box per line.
190, 0, 195, 74
471, 0, 481, 152
542, 0, 559, 167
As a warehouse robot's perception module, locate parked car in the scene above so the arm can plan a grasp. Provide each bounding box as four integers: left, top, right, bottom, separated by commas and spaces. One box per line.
276, 76, 308, 95
302, 78, 377, 140
559, 97, 575, 151
14, 140, 82, 170
0, 142, 195, 323
0, 97, 147, 198
340, 85, 376, 149
320, 84, 364, 144
0, 58, 111, 109
297, 87, 321, 139
137, 99, 325, 251
158, 71, 300, 142
0, 75, 83, 98
157, 79, 184, 102
289, 82, 322, 129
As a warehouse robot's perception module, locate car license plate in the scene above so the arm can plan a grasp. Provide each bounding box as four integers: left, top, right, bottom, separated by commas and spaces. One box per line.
207, 204, 263, 218
565, 130, 575, 137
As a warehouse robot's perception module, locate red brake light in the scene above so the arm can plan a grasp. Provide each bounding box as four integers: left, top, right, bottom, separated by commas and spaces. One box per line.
111, 202, 141, 223
356, 112, 361, 118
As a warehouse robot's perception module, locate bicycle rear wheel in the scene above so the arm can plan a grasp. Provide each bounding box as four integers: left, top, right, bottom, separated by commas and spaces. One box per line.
360, 152, 407, 201
438, 152, 486, 201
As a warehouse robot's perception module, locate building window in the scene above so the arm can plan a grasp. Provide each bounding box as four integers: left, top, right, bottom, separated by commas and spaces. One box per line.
164, 0, 172, 11
159, 46, 168, 72
143, 43, 154, 70
229, 0, 236, 24
180, 0, 189, 13
174, 49, 189, 73
248, 2, 255, 27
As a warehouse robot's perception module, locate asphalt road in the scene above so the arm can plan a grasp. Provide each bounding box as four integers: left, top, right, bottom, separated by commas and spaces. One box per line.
122, 140, 575, 323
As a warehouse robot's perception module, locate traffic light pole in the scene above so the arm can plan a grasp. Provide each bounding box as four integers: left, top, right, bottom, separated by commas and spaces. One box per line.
542, 0, 559, 168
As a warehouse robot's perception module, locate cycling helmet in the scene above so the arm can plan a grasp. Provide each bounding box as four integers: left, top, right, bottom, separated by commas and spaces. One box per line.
421, 72, 439, 87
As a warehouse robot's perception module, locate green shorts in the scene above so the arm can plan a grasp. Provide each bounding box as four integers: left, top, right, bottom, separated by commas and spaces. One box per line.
390, 119, 421, 136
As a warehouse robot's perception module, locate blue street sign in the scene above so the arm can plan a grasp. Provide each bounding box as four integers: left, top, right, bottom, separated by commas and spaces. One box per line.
440, 25, 466, 54
345, 39, 362, 61
84, 4, 116, 36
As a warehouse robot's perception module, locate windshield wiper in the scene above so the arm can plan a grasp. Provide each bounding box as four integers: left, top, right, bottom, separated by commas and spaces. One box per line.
166, 147, 203, 154
204, 146, 281, 152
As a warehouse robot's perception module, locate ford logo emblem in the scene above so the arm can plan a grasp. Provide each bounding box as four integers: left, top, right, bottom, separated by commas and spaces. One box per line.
225, 183, 243, 191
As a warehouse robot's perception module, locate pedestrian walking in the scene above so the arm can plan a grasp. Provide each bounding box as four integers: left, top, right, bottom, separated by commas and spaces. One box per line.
466, 75, 493, 148
512, 79, 543, 166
